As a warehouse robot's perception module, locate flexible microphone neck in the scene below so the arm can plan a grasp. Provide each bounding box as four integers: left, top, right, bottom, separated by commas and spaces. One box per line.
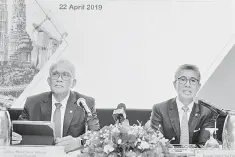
197, 99, 227, 116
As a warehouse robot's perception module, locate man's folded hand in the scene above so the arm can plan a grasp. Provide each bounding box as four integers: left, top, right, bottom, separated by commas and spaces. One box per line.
11, 132, 22, 144
55, 135, 82, 153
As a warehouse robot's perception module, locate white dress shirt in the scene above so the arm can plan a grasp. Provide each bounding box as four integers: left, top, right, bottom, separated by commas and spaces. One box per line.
176, 97, 194, 126
51, 93, 70, 137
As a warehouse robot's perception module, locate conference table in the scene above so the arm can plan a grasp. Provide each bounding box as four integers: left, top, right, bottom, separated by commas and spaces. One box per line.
1, 145, 234, 157
168, 147, 225, 157
4, 109, 230, 157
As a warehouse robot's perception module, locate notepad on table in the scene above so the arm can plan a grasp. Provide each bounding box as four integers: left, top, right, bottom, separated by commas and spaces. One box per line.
12, 121, 55, 145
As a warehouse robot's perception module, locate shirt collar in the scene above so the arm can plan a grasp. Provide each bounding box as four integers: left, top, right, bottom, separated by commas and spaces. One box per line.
176, 97, 194, 112
52, 92, 70, 108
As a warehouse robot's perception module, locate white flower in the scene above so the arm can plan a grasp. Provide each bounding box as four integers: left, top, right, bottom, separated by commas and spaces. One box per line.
117, 139, 122, 144
159, 138, 169, 145
104, 144, 114, 154
134, 141, 138, 146
156, 131, 164, 138
111, 127, 120, 134
104, 138, 110, 143
139, 141, 150, 150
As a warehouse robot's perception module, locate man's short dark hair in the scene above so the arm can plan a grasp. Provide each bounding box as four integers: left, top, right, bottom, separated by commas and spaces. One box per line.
175, 64, 201, 82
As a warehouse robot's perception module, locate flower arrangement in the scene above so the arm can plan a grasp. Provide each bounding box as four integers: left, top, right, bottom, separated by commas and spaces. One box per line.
79, 120, 172, 157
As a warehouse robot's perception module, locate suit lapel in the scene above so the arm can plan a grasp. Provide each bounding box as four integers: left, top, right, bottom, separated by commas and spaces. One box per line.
168, 98, 181, 142
63, 91, 80, 137
188, 103, 200, 143
40, 92, 52, 121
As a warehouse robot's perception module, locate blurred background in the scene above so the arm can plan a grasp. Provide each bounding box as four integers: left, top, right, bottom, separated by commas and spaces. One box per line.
1, 0, 235, 110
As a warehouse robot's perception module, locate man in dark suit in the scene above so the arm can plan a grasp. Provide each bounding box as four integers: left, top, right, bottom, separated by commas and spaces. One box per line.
150, 64, 214, 145
14, 60, 100, 152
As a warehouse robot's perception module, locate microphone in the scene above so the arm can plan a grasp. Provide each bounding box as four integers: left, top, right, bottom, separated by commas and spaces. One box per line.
117, 103, 126, 113
169, 137, 175, 143
77, 98, 92, 117
195, 98, 227, 116
112, 103, 127, 124
76, 98, 93, 133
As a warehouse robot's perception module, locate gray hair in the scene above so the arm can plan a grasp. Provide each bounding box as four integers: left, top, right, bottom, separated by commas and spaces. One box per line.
174, 64, 201, 82
49, 60, 76, 78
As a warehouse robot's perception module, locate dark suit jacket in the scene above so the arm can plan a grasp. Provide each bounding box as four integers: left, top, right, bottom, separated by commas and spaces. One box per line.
19, 91, 100, 137
150, 98, 214, 145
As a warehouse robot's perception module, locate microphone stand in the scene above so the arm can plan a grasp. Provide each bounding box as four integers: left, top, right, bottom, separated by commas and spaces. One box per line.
117, 115, 121, 124
115, 115, 121, 127
198, 100, 222, 140
78, 102, 90, 133
83, 109, 93, 133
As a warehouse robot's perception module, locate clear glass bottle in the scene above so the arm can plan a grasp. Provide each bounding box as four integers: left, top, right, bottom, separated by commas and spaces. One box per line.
0, 106, 11, 146
222, 110, 235, 149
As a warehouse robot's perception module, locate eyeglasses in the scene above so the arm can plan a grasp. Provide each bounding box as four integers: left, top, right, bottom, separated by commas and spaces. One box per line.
177, 76, 199, 85
50, 72, 72, 81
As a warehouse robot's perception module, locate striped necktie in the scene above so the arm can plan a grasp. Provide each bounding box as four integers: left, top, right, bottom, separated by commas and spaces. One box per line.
180, 106, 189, 145
53, 103, 62, 138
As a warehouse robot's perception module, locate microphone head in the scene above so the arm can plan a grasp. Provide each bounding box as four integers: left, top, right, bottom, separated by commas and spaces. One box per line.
117, 103, 126, 113
77, 98, 85, 107
77, 98, 92, 116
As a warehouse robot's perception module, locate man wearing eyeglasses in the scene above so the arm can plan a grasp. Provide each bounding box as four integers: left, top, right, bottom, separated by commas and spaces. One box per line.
15, 60, 100, 152
150, 64, 214, 145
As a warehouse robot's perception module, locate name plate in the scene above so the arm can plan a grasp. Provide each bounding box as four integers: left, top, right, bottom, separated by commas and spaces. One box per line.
169, 148, 195, 156
195, 149, 235, 157
0, 146, 67, 157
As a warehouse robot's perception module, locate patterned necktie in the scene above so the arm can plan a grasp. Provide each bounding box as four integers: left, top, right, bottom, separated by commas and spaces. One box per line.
53, 103, 62, 138
180, 106, 189, 145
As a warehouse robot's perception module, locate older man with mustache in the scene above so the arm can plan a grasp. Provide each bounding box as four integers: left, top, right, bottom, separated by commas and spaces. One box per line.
13, 60, 100, 152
